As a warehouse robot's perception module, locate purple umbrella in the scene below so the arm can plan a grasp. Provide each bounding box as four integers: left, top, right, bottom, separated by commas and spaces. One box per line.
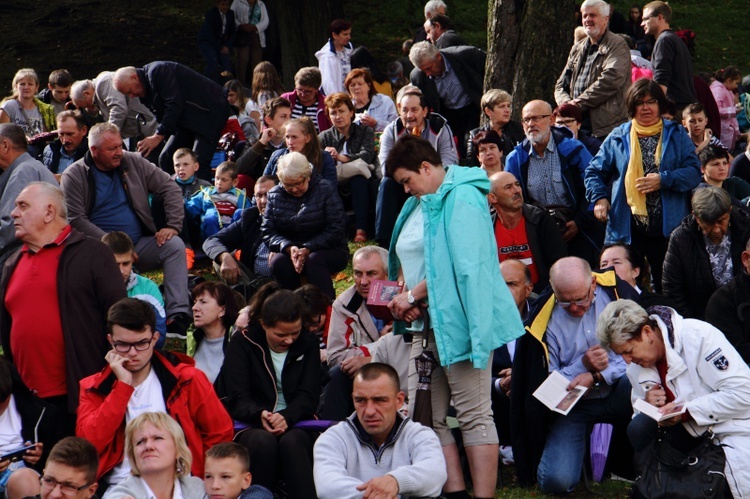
590, 423, 613, 482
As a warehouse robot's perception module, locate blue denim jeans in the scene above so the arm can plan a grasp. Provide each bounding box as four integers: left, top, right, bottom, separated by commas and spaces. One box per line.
537, 376, 633, 494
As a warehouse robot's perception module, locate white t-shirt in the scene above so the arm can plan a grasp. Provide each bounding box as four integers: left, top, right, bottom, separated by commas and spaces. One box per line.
0, 395, 25, 454
269, 350, 288, 411
107, 369, 167, 485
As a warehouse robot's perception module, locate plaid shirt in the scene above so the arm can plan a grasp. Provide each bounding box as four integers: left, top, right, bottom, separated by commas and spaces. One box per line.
526, 139, 572, 207
433, 56, 472, 110
572, 38, 601, 99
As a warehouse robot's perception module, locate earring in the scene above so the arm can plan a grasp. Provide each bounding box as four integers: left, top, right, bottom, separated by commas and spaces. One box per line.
649, 339, 653, 345
176, 458, 184, 475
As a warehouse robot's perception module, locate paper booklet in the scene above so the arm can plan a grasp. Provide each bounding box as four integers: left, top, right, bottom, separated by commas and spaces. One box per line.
532, 371, 588, 415
634, 398, 687, 422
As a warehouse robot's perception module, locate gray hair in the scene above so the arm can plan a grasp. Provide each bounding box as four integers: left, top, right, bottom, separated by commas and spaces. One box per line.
424, 0, 447, 17
691, 186, 731, 224
0, 124, 28, 151
277, 151, 313, 182
581, 0, 610, 16
70, 80, 94, 101
113, 66, 137, 85
294, 67, 322, 89
353, 245, 389, 273
596, 299, 649, 350
23, 182, 67, 219
88, 122, 121, 148
409, 41, 439, 69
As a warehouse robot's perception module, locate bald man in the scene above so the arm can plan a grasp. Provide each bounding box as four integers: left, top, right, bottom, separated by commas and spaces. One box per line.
488, 171, 567, 292
504, 100, 604, 267
511, 256, 637, 492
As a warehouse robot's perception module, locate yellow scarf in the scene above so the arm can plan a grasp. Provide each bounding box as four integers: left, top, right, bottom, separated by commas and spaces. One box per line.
625, 119, 663, 217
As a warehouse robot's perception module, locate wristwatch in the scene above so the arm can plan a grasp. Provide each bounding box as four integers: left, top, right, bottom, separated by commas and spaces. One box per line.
407, 290, 415, 304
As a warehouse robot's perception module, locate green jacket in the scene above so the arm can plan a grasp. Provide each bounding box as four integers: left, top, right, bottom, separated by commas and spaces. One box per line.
388, 166, 524, 368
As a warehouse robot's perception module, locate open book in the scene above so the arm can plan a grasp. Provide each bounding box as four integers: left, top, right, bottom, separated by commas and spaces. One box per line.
634, 398, 687, 422
532, 371, 588, 415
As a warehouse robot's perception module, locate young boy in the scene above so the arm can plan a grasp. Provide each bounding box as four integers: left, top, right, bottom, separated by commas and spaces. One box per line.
239, 97, 292, 178
101, 231, 167, 346
683, 102, 729, 155
204, 443, 273, 499
186, 161, 248, 240
173, 148, 212, 200
37, 69, 73, 115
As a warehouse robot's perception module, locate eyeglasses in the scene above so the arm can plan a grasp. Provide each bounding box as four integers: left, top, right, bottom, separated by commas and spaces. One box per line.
281, 177, 309, 191
40, 476, 92, 496
556, 290, 595, 309
634, 98, 659, 108
111, 335, 155, 353
254, 192, 268, 200
295, 87, 316, 96
555, 118, 577, 126
521, 114, 551, 125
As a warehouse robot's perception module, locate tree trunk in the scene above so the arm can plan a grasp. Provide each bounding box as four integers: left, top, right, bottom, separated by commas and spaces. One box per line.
269, 0, 345, 88
485, 0, 578, 118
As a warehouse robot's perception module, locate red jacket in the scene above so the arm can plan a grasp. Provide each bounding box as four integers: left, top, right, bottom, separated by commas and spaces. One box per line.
76, 350, 233, 480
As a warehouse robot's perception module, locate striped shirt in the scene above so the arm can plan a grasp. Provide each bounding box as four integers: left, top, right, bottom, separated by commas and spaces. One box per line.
291, 102, 319, 131
432, 56, 472, 110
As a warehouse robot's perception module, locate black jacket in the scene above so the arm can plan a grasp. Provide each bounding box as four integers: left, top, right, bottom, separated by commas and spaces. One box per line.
214, 322, 321, 427
198, 6, 236, 50
662, 208, 750, 320
138, 61, 230, 142
203, 206, 263, 270
466, 121, 525, 167
42, 138, 88, 174
261, 174, 347, 254
410, 45, 485, 114
705, 271, 750, 363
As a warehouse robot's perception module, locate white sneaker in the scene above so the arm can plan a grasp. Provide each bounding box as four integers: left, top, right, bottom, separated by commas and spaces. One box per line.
499, 445, 514, 465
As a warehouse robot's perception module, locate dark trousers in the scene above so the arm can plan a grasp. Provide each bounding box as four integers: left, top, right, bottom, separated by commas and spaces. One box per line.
440, 104, 480, 160
159, 128, 218, 181
236, 428, 316, 499
630, 226, 669, 293
348, 175, 373, 232
375, 177, 409, 247
270, 247, 348, 300
319, 365, 354, 421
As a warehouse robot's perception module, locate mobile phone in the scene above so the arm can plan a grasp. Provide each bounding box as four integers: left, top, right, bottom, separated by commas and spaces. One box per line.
0, 443, 36, 462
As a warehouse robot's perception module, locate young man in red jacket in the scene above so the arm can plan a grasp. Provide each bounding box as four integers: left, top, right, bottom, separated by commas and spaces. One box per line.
76, 298, 233, 489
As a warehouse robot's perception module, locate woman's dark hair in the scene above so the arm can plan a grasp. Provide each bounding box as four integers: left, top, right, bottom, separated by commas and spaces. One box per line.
330, 19, 352, 36
192, 281, 240, 331
714, 66, 741, 83
261, 290, 304, 326
295, 284, 332, 329
471, 129, 504, 150
599, 242, 652, 292
553, 102, 584, 123
625, 78, 671, 119
247, 281, 282, 323
385, 134, 442, 177
350, 47, 389, 85
344, 68, 377, 100
699, 143, 730, 167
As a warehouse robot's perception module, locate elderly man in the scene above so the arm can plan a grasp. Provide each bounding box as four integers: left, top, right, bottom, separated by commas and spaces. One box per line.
113, 62, 231, 179
314, 363, 447, 499
0, 183, 126, 435
409, 41, 485, 158
60, 123, 191, 338
414, 0, 447, 42
488, 171, 567, 292
641, 1, 696, 111
321, 245, 411, 421
554, 0, 630, 139
663, 186, 750, 320
706, 238, 750, 363
511, 256, 637, 491
0, 124, 58, 267
375, 90, 457, 247
505, 100, 602, 266
71, 73, 157, 146
42, 110, 88, 175
202, 175, 278, 290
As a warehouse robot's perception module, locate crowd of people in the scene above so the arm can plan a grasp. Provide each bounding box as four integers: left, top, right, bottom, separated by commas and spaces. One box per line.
2, 0, 750, 497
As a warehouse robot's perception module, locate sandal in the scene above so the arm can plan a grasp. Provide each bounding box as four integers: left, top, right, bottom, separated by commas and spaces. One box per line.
354, 230, 368, 243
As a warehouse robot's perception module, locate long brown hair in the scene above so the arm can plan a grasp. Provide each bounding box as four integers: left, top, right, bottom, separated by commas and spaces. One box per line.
251, 62, 285, 103
288, 117, 323, 173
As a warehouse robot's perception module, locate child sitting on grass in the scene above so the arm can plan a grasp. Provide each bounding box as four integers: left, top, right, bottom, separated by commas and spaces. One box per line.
187, 160, 249, 240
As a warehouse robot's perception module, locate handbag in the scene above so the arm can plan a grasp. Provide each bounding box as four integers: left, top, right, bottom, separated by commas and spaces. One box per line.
632, 428, 726, 499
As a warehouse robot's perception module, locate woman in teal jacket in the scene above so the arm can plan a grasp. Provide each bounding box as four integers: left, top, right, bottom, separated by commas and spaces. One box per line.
585, 79, 701, 291
384, 135, 523, 499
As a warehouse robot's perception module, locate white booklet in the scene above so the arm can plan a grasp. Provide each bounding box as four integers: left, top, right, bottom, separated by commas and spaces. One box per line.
634, 398, 687, 422
532, 371, 588, 415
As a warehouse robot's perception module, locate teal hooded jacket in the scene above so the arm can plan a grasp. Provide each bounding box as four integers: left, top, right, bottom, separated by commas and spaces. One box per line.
388, 165, 524, 368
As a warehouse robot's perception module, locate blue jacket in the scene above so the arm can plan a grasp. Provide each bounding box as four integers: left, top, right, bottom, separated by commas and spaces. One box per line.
388, 166, 524, 368
186, 186, 249, 223
584, 118, 701, 242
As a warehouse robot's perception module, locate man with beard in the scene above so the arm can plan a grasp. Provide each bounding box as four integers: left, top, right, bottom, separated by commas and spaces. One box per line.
505, 100, 602, 266
555, 0, 630, 139
375, 90, 457, 247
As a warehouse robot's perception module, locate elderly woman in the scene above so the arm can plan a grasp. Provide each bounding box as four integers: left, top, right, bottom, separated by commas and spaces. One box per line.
280, 67, 331, 132
103, 412, 205, 499
596, 299, 750, 499
262, 151, 347, 299
215, 283, 320, 499
345, 68, 397, 132
471, 129, 504, 176
187, 281, 239, 383
466, 89, 524, 166
385, 134, 523, 499
662, 186, 750, 320
320, 92, 379, 242
553, 103, 602, 156
585, 78, 702, 292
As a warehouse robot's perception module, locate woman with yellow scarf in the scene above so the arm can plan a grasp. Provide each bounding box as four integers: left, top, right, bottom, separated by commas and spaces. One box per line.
584, 79, 701, 292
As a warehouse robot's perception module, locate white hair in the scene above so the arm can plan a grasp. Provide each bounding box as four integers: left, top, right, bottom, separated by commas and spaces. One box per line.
70, 80, 94, 101
409, 41, 439, 69
353, 245, 389, 273
113, 66, 137, 85
424, 0, 447, 18
581, 0, 610, 16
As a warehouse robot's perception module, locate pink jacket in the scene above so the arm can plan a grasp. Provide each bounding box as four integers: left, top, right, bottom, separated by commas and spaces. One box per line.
710, 80, 740, 151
